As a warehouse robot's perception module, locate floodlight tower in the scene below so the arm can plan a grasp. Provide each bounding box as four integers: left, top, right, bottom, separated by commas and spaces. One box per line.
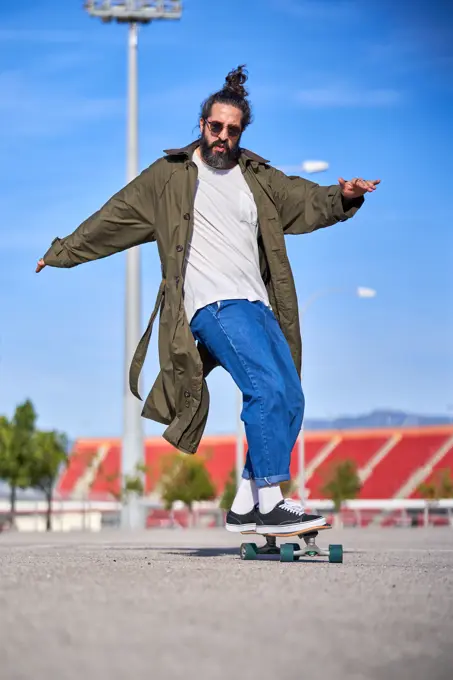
84, 1, 182, 530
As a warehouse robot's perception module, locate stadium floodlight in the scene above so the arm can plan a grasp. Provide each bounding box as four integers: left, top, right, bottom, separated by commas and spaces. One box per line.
84, 0, 183, 531
297, 285, 377, 507
84, 1, 182, 23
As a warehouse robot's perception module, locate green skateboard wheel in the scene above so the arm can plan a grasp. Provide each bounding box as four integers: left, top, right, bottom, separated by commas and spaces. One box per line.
328, 544, 343, 564
240, 543, 258, 560
288, 543, 300, 560
280, 544, 295, 562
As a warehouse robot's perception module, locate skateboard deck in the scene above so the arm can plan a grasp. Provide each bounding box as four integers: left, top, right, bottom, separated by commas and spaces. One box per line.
241, 523, 332, 538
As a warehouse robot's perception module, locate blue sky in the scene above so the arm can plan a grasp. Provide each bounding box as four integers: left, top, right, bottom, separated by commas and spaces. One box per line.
1, 0, 452, 439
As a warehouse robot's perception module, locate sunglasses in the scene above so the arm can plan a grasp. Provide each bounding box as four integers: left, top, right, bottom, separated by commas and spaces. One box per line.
204, 119, 242, 139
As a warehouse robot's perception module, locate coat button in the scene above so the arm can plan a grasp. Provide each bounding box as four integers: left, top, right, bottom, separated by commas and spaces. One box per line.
176, 245, 183, 252
184, 390, 190, 398
185, 400, 190, 408
183, 213, 190, 220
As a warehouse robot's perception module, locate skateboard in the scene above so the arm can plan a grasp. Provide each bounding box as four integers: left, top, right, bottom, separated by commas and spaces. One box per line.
239, 524, 343, 563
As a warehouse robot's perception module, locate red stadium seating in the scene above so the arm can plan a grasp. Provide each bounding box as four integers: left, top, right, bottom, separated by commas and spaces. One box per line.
358, 433, 449, 499
58, 442, 100, 495
307, 435, 388, 499
410, 441, 453, 498
56, 426, 453, 502
289, 437, 332, 479
89, 445, 121, 497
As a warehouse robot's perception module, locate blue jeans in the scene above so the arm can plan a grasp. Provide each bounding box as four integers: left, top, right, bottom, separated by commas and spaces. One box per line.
190, 300, 304, 488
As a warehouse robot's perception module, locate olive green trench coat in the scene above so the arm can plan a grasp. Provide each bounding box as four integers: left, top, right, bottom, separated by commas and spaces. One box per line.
43, 141, 363, 454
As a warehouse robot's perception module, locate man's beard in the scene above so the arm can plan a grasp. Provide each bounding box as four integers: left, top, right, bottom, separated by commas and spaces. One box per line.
199, 133, 240, 169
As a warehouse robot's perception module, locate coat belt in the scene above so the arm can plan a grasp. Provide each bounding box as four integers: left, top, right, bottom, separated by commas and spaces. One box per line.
129, 278, 166, 400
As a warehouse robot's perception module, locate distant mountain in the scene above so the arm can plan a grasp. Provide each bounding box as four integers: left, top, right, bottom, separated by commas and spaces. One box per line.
304, 409, 452, 431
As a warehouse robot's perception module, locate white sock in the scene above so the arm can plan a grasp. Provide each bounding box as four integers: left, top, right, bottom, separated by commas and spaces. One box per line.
258, 485, 284, 514
231, 478, 258, 514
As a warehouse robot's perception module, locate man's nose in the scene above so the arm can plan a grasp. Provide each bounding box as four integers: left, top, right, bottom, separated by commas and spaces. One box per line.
219, 127, 229, 141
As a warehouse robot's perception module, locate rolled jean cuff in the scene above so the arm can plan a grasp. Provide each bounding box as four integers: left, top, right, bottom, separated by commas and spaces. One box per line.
254, 474, 291, 488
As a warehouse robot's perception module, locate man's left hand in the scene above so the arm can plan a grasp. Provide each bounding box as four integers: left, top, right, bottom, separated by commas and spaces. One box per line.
338, 177, 380, 199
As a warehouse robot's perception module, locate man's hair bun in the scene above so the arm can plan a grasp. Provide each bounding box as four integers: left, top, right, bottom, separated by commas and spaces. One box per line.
223, 65, 249, 99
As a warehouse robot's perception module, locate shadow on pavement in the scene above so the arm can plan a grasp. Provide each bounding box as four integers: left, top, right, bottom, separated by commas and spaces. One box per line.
104, 545, 240, 557
161, 547, 240, 557
159, 547, 355, 562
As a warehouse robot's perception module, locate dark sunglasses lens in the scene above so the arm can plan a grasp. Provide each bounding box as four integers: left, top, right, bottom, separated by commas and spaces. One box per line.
209, 121, 223, 135
228, 126, 241, 138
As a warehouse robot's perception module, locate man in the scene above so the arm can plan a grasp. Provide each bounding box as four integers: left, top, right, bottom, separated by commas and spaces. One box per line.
36, 65, 379, 535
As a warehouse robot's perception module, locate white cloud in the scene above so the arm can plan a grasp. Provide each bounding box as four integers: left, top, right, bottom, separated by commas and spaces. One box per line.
277, 161, 329, 175
231, 79, 404, 110
296, 84, 403, 108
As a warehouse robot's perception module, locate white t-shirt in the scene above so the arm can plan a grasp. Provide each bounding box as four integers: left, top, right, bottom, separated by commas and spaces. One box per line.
183, 152, 270, 324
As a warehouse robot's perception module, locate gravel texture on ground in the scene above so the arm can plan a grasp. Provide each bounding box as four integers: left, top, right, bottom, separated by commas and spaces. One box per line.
1, 527, 452, 680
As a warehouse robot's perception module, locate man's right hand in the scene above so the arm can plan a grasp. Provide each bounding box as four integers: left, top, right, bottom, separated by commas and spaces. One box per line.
36, 258, 46, 273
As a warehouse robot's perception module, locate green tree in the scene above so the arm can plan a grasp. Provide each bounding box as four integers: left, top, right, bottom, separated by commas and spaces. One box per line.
159, 453, 216, 522
93, 461, 150, 502
418, 469, 453, 500
219, 468, 236, 511
30, 430, 68, 531
0, 401, 37, 526
321, 459, 361, 512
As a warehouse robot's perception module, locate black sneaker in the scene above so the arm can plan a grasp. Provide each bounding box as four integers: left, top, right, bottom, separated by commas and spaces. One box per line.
256, 500, 326, 535
225, 505, 258, 533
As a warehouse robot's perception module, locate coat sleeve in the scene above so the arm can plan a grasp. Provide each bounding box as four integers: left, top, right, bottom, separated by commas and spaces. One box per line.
267, 167, 364, 235
42, 165, 157, 268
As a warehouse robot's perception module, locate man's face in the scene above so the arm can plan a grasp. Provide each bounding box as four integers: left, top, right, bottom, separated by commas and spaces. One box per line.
199, 103, 242, 169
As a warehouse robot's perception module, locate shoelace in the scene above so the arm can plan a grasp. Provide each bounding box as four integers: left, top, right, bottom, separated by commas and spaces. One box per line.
280, 499, 305, 515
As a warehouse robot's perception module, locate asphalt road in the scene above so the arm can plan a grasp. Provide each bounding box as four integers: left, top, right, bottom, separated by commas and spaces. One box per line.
1, 527, 452, 680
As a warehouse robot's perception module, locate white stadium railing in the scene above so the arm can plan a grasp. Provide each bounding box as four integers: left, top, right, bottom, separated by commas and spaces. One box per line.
1, 497, 453, 532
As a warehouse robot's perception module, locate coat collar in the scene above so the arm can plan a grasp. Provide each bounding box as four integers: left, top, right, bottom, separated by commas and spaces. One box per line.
163, 140, 270, 166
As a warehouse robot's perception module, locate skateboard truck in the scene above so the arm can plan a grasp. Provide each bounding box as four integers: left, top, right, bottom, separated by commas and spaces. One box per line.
300, 532, 329, 558
240, 529, 343, 563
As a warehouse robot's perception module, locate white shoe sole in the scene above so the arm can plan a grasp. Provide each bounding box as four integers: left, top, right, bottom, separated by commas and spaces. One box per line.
256, 517, 326, 535
226, 523, 257, 533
